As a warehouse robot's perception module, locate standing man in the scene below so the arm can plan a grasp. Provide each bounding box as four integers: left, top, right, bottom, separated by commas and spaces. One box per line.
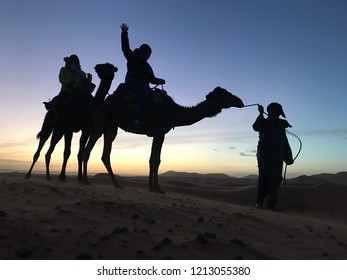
253, 103, 294, 210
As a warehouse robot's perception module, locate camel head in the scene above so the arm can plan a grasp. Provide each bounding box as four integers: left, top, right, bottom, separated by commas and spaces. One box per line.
94, 63, 118, 80
206, 87, 244, 109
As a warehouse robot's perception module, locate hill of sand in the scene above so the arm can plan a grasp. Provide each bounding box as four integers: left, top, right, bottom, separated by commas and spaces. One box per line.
0, 171, 347, 260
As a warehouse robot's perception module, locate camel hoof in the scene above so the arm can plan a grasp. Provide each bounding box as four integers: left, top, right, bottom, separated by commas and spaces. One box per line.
59, 175, 66, 182
46, 175, 52, 181
114, 183, 123, 189
80, 177, 90, 185
25, 173, 31, 179
149, 188, 165, 194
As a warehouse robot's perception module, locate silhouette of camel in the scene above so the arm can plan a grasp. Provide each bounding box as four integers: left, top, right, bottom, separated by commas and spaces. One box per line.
82, 85, 244, 193
25, 63, 118, 181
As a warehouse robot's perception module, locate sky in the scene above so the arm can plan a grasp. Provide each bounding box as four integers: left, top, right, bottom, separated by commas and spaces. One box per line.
0, 0, 346, 178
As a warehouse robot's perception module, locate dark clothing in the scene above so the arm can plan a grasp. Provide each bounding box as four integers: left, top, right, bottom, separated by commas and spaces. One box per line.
125, 79, 150, 119
253, 115, 293, 204
59, 66, 92, 93
121, 31, 163, 120
121, 31, 162, 86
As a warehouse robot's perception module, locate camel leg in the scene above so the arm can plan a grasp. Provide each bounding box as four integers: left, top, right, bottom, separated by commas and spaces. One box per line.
25, 111, 54, 179
45, 128, 64, 181
82, 130, 103, 184
77, 129, 90, 182
59, 131, 73, 182
25, 129, 52, 179
101, 127, 122, 188
149, 134, 165, 193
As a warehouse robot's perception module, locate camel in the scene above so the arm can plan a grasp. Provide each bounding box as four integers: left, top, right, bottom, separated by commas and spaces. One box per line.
82, 84, 244, 192
25, 63, 118, 181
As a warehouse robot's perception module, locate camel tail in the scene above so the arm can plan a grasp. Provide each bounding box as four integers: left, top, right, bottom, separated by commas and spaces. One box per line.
36, 110, 55, 141
36, 131, 42, 139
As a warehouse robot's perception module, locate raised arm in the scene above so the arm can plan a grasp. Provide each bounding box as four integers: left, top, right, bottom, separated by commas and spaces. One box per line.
120, 23, 132, 59
252, 105, 265, 132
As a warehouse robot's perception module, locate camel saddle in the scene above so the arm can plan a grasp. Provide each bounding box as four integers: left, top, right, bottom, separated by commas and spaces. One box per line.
114, 83, 169, 105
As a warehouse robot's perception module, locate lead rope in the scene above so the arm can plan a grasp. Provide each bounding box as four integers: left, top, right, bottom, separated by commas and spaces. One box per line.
243, 103, 303, 188
283, 128, 302, 188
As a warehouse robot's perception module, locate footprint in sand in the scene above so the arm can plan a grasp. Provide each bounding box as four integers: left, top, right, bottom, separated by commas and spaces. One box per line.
112, 226, 129, 234
75, 253, 93, 259
58, 209, 74, 215
132, 214, 140, 220
16, 247, 34, 258
142, 217, 156, 224
230, 238, 249, 247
161, 237, 172, 245
196, 232, 217, 244
133, 227, 151, 237
0, 210, 7, 217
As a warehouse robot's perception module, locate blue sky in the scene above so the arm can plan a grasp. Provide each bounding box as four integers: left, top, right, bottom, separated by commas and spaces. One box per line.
0, 0, 346, 177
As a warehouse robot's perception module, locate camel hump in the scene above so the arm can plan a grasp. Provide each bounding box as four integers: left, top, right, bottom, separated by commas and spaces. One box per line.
113, 83, 171, 101
113, 83, 136, 102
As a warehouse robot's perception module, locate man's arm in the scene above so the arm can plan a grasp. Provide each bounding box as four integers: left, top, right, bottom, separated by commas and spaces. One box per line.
252, 105, 265, 132
120, 23, 132, 59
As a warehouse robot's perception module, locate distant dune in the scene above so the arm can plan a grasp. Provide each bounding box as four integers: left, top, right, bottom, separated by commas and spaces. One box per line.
161, 170, 233, 179
0, 171, 347, 260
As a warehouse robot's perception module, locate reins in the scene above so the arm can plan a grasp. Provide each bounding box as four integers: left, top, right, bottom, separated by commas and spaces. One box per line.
243, 103, 303, 188
243, 103, 260, 108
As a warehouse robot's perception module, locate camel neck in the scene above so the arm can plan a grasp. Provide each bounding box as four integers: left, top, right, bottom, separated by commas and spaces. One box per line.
94, 78, 113, 107
172, 99, 222, 127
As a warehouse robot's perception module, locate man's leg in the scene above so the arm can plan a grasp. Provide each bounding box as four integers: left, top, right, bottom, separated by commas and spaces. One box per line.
256, 174, 268, 208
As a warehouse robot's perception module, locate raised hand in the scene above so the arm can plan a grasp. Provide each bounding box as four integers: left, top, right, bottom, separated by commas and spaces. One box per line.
120, 23, 129, 32
258, 104, 264, 115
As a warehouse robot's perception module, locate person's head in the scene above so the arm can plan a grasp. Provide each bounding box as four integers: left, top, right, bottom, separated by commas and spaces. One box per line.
137, 44, 152, 61
267, 102, 286, 118
64, 54, 80, 66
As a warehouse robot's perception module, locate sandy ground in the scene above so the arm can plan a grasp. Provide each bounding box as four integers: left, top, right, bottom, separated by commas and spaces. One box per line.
0, 171, 347, 260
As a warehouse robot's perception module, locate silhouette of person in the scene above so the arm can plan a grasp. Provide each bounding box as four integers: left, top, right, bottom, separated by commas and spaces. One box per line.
59, 54, 93, 97
252, 103, 294, 211
50, 54, 95, 113
120, 23, 165, 125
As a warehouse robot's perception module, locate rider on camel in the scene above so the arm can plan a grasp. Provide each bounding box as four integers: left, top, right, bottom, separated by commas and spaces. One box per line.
120, 23, 165, 126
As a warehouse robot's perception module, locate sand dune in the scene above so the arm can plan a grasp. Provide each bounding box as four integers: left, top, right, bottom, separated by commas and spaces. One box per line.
0, 172, 347, 260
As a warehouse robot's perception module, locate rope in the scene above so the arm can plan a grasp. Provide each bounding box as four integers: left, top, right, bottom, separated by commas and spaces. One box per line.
283, 128, 302, 188
243, 103, 259, 108
285, 129, 302, 162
